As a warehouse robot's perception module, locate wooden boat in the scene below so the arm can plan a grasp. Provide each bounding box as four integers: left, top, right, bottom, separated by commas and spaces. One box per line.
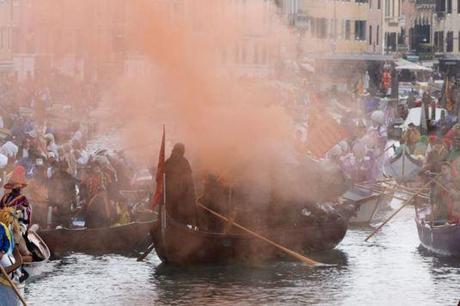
341, 187, 387, 224
152, 205, 349, 265
37, 221, 154, 256
415, 209, 460, 256
384, 145, 423, 182
24, 228, 51, 276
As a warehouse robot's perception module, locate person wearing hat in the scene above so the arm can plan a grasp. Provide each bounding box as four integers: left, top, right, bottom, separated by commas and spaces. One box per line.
401, 122, 421, 154
0, 166, 31, 231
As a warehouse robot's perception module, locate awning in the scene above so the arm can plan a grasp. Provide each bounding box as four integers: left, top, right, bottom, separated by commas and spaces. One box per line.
309, 53, 394, 62
395, 58, 432, 71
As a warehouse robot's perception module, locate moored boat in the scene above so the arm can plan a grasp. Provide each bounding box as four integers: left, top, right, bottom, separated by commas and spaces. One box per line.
384, 145, 423, 182
341, 187, 387, 224
152, 205, 350, 265
38, 221, 154, 256
24, 228, 51, 277
415, 211, 460, 256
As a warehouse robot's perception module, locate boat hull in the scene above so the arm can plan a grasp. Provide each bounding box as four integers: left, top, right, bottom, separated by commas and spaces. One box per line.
38, 221, 154, 256
24, 229, 51, 277
152, 208, 349, 265
416, 217, 460, 256
384, 146, 422, 182
350, 197, 381, 224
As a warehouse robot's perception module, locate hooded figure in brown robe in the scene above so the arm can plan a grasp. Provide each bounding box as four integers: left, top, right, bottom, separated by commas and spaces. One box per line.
165, 143, 197, 225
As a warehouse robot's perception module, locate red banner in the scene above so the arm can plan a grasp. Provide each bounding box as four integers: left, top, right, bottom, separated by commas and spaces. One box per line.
152, 126, 165, 209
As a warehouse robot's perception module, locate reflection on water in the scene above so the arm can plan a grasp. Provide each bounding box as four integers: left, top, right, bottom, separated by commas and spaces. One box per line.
26, 207, 459, 306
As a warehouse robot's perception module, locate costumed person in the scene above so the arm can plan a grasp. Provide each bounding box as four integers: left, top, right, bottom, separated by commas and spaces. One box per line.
424, 138, 449, 173
198, 174, 229, 232
369, 110, 387, 153
0, 166, 31, 231
431, 163, 452, 223
401, 123, 421, 154
82, 161, 113, 228
352, 141, 376, 183
44, 133, 59, 158
47, 160, 79, 227
381, 68, 392, 97
444, 123, 460, 149
0, 208, 24, 306
449, 176, 460, 223
165, 143, 197, 226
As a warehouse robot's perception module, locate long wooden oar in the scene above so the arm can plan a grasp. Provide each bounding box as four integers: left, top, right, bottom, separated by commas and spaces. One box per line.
137, 243, 154, 262
197, 203, 321, 267
355, 183, 430, 201
364, 174, 439, 242
0, 265, 27, 306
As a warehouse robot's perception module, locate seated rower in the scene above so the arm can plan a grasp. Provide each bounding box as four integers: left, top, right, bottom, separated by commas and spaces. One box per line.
449, 177, 460, 223
430, 163, 452, 224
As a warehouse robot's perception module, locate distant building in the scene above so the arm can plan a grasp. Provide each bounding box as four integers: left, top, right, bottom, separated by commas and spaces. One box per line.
277, 0, 405, 55
408, 0, 434, 55
0, 0, 14, 73
432, 0, 460, 55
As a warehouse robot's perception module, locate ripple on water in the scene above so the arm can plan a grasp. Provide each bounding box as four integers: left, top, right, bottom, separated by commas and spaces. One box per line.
26, 208, 460, 306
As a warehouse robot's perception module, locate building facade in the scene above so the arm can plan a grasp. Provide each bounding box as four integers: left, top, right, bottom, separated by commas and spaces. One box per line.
0, 0, 15, 71
432, 0, 460, 55
278, 0, 407, 55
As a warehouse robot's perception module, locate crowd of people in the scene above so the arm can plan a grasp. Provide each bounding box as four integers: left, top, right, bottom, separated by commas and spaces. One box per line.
0, 70, 152, 303
322, 84, 460, 225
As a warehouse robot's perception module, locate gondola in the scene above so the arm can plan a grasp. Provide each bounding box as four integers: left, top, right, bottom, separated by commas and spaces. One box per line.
384, 145, 423, 182
24, 228, 51, 276
152, 205, 349, 265
415, 210, 460, 256
341, 187, 387, 224
37, 221, 154, 256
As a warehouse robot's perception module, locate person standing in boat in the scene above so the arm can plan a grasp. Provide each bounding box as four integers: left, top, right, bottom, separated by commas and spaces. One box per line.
165, 143, 197, 226
401, 123, 421, 154
423, 138, 448, 173
47, 160, 79, 227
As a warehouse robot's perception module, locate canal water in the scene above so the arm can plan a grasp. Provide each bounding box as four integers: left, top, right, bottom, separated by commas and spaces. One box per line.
25, 206, 459, 306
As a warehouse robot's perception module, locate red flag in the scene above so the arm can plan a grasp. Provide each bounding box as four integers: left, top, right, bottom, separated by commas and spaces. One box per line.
306, 95, 348, 158
152, 126, 165, 209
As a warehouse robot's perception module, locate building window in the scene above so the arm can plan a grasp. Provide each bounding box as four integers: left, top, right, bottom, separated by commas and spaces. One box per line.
458, 0, 460, 13
369, 25, 373, 44
447, 31, 454, 52
378, 0, 381, 9
317, 18, 328, 39
458, 31, 460, 52
447, 0, 452, 13
385, 0, 390, 16
385, 32, 397, 52
355, 20, 367, 41
436, 0, 446, 12
377, 25, 380, 45
434, 31, 444, 52
345, 20, 351, 40
369, 0, 372, 9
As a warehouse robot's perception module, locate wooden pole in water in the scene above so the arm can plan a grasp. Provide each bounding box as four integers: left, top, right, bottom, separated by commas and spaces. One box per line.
197, 203, 321, 267
0, 265, 27, 306
364, 174, 439, 242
